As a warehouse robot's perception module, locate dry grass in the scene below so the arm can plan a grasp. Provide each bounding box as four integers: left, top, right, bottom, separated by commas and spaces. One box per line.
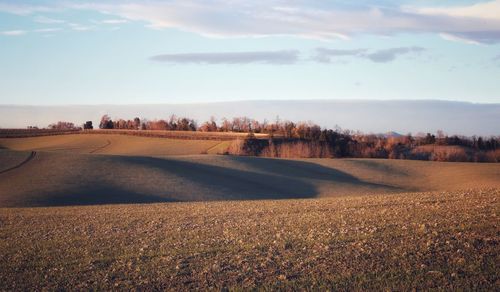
1, 135, 498, 289
0, 189, 498, 290
0, 129, 269, 140
1, 150, 500, 207
0, 134, 223, 156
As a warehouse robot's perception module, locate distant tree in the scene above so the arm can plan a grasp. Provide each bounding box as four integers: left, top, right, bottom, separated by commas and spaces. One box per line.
48, 121, 78, 130
423, 133, 436, 145
476, 137, 485, 150
133, 117, 141, 130
99, 115, 114, 129
83, 121, 93, 130
168, 115, 177, 130
199, 117, 218, 132
220, 118, 232, 132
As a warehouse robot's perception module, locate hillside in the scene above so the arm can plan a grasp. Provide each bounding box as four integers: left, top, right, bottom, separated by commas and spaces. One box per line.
0, 134, 232, 156
1, 148, 499, 207
1, 189, 498, 290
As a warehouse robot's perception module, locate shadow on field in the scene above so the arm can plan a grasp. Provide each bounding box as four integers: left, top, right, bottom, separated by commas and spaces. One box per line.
0, 151, 402, 208
343, 159, 410, 177
224, 156, 401, 190
31, 182, 179, 207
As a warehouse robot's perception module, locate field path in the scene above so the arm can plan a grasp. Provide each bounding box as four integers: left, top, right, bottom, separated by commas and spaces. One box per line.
0, 151, 37, 175
89, 139, 111, 154
204, 141, 227, 154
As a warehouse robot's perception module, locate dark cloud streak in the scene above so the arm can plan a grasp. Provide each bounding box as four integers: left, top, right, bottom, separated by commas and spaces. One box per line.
314, 46, 426, 63
150, 50, 300, 65
366, 47, 426, 63
313, 48, 367, 63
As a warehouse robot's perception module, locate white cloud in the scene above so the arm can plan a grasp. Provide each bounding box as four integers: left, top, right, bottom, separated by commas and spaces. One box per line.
100, 19, 128, 24
2, 1, 500, 43
439, 33, 482, 45
34, 15, 65, 24
1, 30, 26, 36
71, 1, 500, 43
34, 28, 62, 33
68, 23, 94, 31
407, 0, 500, 21
0, 3, 56, 15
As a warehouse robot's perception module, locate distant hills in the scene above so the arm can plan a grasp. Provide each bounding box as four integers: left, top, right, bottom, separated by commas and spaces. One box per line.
1, 100, 499, 136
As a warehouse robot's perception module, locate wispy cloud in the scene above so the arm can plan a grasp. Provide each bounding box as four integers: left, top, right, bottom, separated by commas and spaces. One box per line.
0, 3, 56, 15
314, 47, 426, 63
407, 1, 500, 21
1, 30, 27, 36
69, 1, 500, 43
34, 28, 62, 33
100, 19, 128, 24
34, 15, 65, 24
2, 1, 500, 43
150, 50, 300, 65
439, 33, 482, 46
68, 23, 94, 31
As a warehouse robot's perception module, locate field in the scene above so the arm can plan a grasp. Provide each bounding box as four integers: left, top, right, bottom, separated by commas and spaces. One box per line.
0, 134, 499, 289
0, 129, 269, 140
1, 149, 500, 207
0, 134, 232, 156
0, 189, 498, 290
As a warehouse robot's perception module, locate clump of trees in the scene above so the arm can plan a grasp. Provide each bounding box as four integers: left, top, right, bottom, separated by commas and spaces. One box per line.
48, 121, 80, 130
98, 115, 196, 131
99, 115, 140, 130
83, 121, 93, 130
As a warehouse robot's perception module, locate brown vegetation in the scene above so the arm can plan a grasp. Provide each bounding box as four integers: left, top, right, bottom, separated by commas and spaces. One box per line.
0, 189, 498, 290
48, 121, 80, 130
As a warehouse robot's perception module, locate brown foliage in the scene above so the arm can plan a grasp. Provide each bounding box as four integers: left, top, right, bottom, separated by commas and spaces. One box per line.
48, 121, 79, 130
411, 145, 470, 162
261, 140, 333, 158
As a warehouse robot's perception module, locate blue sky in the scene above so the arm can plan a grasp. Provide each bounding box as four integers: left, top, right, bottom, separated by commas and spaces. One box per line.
0, 0, 499, 105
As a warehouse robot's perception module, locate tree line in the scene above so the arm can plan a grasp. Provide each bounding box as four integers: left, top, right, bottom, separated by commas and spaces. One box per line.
44, 114, 500, 162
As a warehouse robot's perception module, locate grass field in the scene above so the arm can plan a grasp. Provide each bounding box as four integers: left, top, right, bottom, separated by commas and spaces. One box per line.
0, 134, 231, 156
0, 134, 498, 290
1, 149, 499, 207
0, 189, 498, 290
0, 129, 270, 140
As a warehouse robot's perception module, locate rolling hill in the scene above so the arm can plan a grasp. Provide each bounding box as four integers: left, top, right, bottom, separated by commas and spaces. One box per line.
1, 144, 499, 207
0, 134, 231, 156
1, 134, 499, 290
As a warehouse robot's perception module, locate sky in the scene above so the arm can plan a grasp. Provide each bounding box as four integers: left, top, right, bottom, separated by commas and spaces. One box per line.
0, 0, 500, 105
